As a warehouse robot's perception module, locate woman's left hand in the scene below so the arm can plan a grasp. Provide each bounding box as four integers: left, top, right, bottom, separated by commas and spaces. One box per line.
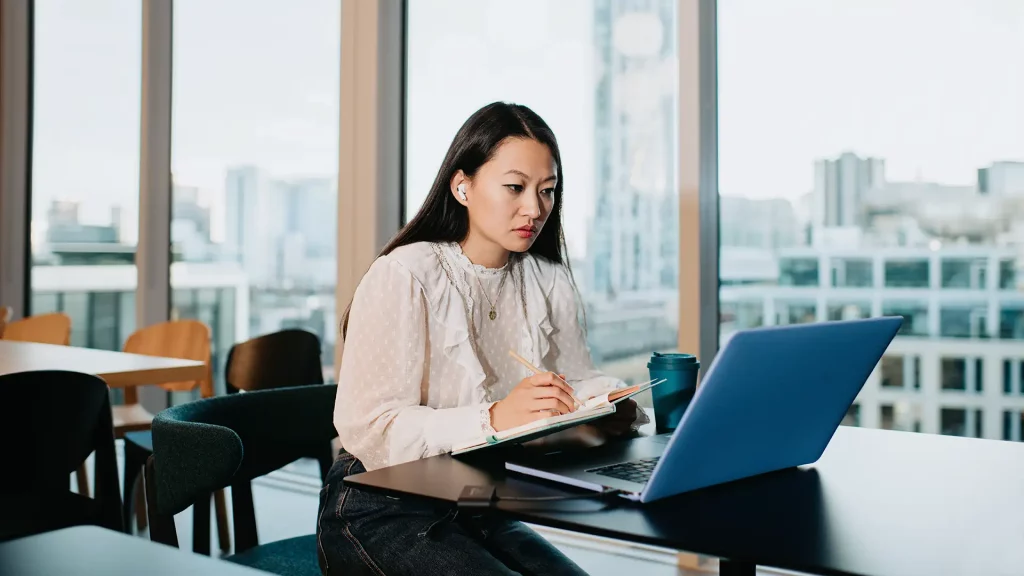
590, 399, 639, 436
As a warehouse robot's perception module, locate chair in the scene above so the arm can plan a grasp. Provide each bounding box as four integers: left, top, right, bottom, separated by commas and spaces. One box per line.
0, 370, 122, 541
0, 312, 86, 496
0, 306, 12, 336
225, 328, 325, 394
1, 312, 71, 345
145, 384, 338, 575
124, 328, 329, 552
114, 320, 229, 551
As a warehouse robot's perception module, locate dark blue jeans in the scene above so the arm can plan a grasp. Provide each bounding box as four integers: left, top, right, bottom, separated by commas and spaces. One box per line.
316, 451, 590, 575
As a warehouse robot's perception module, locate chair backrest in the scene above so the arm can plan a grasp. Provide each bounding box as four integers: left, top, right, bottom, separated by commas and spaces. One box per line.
146, 384, 338, 551
123, 320, 213, 401
1, 312, 71, 345
0, 306, 12, 337
0, 370, 122, 532
225, 329, 324, 393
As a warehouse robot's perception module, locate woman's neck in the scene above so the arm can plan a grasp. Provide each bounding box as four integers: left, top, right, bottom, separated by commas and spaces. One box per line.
459, 236, 510, 269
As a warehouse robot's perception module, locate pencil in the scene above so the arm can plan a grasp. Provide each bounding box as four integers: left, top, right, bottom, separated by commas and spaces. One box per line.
508, 349, 584, 408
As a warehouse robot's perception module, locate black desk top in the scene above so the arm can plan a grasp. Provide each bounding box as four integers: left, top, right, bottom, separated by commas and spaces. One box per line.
346, 426, 1024, 576
0, 526, 271, 575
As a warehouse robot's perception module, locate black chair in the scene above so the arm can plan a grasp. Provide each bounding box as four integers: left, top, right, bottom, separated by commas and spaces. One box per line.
0, 370, 122, 541
123, 328, 329, 552
145, 384, 338, 575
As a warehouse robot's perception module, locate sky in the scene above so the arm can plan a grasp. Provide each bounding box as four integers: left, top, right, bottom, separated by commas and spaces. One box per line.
30, 0, 1024, 253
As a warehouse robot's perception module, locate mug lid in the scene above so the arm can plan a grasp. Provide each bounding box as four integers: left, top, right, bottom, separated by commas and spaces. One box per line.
648, 352, 698, 366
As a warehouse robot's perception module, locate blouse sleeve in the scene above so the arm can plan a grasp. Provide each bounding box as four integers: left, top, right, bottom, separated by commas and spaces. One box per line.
545, 267, 650, 425
333, 256, 494, 469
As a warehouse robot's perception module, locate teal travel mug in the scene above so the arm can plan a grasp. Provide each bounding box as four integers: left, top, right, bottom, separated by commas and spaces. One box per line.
648, 352, 700, 434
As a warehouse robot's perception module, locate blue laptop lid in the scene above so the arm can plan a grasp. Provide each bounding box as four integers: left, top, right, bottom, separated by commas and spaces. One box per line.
641, 316, 902, 502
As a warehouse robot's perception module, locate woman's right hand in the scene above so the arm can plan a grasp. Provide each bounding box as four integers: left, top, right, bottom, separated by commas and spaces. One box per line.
489, 372, 578, 432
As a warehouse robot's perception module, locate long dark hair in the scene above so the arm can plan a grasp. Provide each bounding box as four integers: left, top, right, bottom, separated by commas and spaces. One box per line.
341, 101, 580, 338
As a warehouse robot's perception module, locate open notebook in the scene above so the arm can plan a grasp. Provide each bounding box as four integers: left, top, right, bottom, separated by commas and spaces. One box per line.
451, 378, 666, 456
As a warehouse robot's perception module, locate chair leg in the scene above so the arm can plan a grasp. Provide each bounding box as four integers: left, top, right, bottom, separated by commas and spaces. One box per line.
231, 480, 258, 554
144, 456, 179, 548
75, 463, 91, 498
214, 489, 231, 554
121, 445, 146, 534
134, 479, 148, 531
192, 492, 212, 556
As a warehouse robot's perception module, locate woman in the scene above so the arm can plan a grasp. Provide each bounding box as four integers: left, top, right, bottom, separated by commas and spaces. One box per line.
317, 102, 645, 575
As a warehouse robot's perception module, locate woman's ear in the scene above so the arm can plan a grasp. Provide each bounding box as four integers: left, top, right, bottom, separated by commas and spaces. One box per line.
450, 171, 469, 206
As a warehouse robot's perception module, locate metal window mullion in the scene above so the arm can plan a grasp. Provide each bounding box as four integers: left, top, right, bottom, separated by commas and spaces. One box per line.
0, 0, 32, 318
137, 0, 173, 412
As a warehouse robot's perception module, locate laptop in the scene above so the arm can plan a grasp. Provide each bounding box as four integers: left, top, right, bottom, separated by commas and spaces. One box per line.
505, 316, 903, 503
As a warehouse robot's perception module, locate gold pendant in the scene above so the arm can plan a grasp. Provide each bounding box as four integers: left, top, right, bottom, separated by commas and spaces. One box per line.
489, 310, 497, 321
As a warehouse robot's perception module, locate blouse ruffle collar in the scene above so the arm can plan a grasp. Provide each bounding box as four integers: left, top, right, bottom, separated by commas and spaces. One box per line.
386, 241, 558, 404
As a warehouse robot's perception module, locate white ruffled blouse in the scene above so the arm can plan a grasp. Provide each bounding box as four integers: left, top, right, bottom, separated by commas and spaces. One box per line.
334, 241, 636, 471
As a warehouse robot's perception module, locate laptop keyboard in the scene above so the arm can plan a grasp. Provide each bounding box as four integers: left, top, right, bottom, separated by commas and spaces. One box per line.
587, 457, 660, 484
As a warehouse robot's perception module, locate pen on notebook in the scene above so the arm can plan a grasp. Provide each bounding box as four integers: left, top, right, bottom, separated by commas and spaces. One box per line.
507, 349, 584, 408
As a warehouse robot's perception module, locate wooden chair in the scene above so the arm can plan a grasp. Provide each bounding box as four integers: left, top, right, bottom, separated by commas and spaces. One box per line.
0, 306, 12, 337
114, 320, 229, 552
1, 312, 71, 345
114, 319, 215, 435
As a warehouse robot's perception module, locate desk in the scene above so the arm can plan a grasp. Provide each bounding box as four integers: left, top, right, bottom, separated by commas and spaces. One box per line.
0, 526, 270, 575
0, 340, 206, 388
345, 426, 1024, 576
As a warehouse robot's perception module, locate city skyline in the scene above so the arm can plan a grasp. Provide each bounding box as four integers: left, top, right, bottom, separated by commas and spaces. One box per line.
34, 152, 1023, 253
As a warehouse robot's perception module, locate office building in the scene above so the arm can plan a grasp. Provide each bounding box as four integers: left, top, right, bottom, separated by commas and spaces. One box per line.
813, 152, 885, 229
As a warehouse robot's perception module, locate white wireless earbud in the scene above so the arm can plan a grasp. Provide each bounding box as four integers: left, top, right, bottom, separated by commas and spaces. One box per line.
457, 184, 468, 201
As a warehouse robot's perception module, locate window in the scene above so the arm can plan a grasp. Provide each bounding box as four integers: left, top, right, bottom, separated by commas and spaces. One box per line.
830, 258, 873, 288
941, 358, 966, 391
407, 0, 680, 385
884, 260, 930, 289
718, 0, 1024, 440
170, 288, 238, 401
842, 404, 860, 427
719, 300, 764, 332
779, 258, 819, 286
975, 409, 984, 438
878, 402, 921, 432
1003, 410, 1013, 441
941, 258, 987, 289
975, 358, 984, 392
940, 304, 989, 339
170, 0, 341, 388
999, 259, 1017, 290
827, 302, 871, 321
940, 408, 966, 437
775, 301, 817, 325
29, 0, 141, 348
1004, 359, 1014, 395
881, 355, 904, 389
880, 404, 895, 430
882, 302, 929, 337
1001, 307, 1024, 340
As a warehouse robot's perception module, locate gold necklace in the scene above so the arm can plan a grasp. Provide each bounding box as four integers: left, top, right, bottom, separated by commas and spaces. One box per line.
471, 262, 510, 321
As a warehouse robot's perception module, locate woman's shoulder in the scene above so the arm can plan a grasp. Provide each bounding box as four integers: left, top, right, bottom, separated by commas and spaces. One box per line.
362, 241, 444, 295
384, 241, 436, 268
